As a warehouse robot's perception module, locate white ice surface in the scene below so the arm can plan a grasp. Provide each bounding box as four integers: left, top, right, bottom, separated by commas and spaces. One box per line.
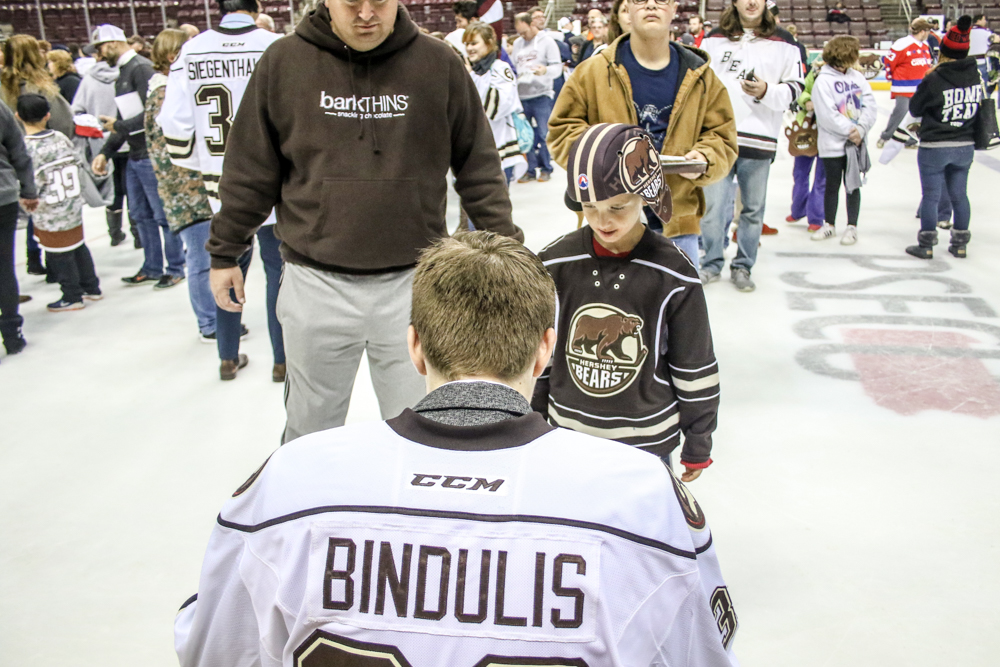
1, 90, 998, 665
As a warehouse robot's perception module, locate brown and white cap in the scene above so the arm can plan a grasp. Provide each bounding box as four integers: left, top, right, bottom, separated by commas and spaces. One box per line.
565, 123, 672, 225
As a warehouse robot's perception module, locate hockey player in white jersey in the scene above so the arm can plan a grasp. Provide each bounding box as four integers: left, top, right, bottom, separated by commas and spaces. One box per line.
175, 232, 740, 667
157, 0, 285, 382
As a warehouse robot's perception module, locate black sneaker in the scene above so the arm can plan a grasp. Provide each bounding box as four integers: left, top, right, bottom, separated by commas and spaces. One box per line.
154, 274, 185, 290
4, 335, 26, 355
199, 324, 249, 344
122, 272, 158, 286
47, 298, 85, 312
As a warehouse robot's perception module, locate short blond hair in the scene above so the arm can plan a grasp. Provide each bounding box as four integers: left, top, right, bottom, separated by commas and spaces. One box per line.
46, 49, 76, 78
151, 28, 189, 72
412, 232, 555, 381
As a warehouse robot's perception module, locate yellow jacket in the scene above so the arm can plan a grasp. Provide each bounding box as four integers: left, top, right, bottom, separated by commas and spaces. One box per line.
548, 36, 738, 237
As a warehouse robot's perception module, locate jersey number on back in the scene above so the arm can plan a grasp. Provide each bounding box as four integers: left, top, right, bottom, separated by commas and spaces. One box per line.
195, 84, 233, 156
44, 164, 81, 205
294, 630, 588, 666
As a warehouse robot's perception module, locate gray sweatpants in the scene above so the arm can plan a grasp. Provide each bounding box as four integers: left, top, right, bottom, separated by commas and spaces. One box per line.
278, 263, 426, 443
880, 95, 915, 144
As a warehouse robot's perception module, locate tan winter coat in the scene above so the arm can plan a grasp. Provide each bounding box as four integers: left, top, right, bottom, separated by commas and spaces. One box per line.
548, 36, 737, 238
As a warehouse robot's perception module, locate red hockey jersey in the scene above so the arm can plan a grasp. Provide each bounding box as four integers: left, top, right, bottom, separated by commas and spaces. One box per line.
883, 35, 932, 98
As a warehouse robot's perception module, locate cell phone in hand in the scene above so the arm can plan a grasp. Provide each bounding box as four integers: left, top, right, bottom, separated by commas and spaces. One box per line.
745, 69, 757, 82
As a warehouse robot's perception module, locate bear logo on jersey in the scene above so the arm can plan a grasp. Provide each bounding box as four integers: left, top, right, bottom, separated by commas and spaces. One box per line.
566, 304, 648, 397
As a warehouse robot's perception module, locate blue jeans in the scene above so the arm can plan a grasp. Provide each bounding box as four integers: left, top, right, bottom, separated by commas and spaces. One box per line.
216, 226, 285, 364
791, 155, 826, 226
217, 241, 253, 362
178, 220, 215, 335
917, 145, 973, 233
668, 234, 700, 271
256, 225, 285, 366
127, 159, 184, 278
701, 157, 771, 274
521, 95, 554, 175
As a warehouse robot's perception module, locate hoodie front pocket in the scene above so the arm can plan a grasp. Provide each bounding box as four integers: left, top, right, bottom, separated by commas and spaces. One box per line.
316, 178, 428, 269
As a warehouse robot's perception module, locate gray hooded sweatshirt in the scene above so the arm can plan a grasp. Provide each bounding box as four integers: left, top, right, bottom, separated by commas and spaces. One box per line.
71, 61, 120, 155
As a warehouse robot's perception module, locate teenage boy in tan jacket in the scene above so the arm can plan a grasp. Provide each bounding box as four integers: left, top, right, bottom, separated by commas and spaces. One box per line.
548, 0, 736, 270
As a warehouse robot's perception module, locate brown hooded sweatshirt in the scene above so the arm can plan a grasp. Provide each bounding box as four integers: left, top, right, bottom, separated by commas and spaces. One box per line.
207, 4, 521, 272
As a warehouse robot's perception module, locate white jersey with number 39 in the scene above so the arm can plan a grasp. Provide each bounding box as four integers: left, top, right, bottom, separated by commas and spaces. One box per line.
157, 22, 281, 210
174, 411, 740, 667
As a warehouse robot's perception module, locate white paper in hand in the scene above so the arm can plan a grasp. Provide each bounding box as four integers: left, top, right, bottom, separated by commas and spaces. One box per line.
114, 92, 143, 120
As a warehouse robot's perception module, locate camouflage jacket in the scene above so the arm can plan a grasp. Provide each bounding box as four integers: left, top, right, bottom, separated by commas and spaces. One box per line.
23, 130, 86, 250
145, 73, 213, 233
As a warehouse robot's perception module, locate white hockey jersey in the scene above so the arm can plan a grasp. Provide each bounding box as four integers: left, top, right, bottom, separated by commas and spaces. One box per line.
470, 57, 527, 181
701, 28, 804, 160
157, 18, 281, 209
175, 409, 740, 667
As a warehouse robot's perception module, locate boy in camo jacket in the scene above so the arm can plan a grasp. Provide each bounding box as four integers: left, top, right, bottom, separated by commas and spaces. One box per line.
18, 94, 101, 312
145, 28, 216, 341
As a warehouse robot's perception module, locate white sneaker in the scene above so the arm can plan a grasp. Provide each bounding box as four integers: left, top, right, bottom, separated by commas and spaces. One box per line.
811, 223, 836, 241
840, 226, 858, 245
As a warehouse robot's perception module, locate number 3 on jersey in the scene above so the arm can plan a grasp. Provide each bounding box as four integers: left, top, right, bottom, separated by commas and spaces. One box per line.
194, 84, 233, 156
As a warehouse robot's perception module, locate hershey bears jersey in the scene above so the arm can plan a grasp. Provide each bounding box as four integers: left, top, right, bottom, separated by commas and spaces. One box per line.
175, 409, 739, 667
158, 21, 281, 209
533, 227, 720, 464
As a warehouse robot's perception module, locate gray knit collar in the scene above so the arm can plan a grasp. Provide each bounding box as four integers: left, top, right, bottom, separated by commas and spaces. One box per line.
413, 381, 531, 427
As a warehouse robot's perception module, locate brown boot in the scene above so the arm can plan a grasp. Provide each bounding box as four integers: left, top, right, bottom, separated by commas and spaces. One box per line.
272, 363, 286, 383
220, 354, 249, 381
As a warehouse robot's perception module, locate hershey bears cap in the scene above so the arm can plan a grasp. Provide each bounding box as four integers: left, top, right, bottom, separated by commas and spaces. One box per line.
564, 123, 672, 225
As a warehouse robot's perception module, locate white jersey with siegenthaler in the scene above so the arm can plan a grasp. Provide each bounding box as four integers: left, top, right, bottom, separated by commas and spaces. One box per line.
158, 23, 281, 210
175, 409, 740, 667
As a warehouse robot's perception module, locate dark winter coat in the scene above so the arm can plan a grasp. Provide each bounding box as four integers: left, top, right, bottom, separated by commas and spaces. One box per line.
100, 50, 156, 160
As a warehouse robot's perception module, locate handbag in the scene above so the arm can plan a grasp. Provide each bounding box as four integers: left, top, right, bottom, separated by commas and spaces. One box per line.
974, 91, 1000, 151
512, 112, 535, 154
785, 116, 819, 157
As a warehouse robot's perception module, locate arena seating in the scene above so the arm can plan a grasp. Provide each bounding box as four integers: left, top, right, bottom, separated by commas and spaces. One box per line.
0, 0, 296, 43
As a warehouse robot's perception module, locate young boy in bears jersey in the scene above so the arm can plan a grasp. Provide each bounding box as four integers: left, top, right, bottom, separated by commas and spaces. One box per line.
532, 123, 720, 481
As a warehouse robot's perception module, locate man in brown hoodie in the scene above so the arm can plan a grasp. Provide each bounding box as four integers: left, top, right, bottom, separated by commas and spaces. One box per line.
548, 0, 736, 270
208, 0, 522, 443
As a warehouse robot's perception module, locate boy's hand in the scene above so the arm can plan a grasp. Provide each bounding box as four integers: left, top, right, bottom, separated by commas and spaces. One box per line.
848, 127, 862, 146
92, 154, 108, 176
678, 150, 707, 180
681, 466, 703, 483
19, 198, 38, 212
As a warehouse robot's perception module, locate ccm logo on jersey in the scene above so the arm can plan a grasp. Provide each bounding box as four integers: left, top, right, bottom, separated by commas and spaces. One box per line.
410, 474, 504, 492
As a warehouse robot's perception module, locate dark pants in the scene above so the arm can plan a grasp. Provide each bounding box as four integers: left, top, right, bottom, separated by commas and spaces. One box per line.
0, 201, 21, 331
126, 158, 184, 278
26, 217, 39, 256
216, 226, 285, 364
46, 244, 100, 302
111, 154, 128, 210
822, 156, 860, 227
917, 145, 973, 232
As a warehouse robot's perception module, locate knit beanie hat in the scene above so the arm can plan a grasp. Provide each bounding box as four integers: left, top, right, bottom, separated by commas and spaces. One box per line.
941, 15, 972, 59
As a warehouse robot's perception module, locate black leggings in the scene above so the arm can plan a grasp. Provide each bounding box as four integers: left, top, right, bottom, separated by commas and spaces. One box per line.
0, 201, 20, 325
822, 156, 860, 227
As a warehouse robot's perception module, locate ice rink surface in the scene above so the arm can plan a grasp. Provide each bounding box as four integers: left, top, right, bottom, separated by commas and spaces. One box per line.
1, 90, 998, 665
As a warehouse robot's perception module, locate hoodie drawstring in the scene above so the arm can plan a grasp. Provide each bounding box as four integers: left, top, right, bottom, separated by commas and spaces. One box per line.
366, 59, 380, 155
346, 49, 381, 156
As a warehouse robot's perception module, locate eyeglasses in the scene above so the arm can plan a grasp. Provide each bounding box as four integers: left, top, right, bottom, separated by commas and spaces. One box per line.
632, 0, 676, 6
